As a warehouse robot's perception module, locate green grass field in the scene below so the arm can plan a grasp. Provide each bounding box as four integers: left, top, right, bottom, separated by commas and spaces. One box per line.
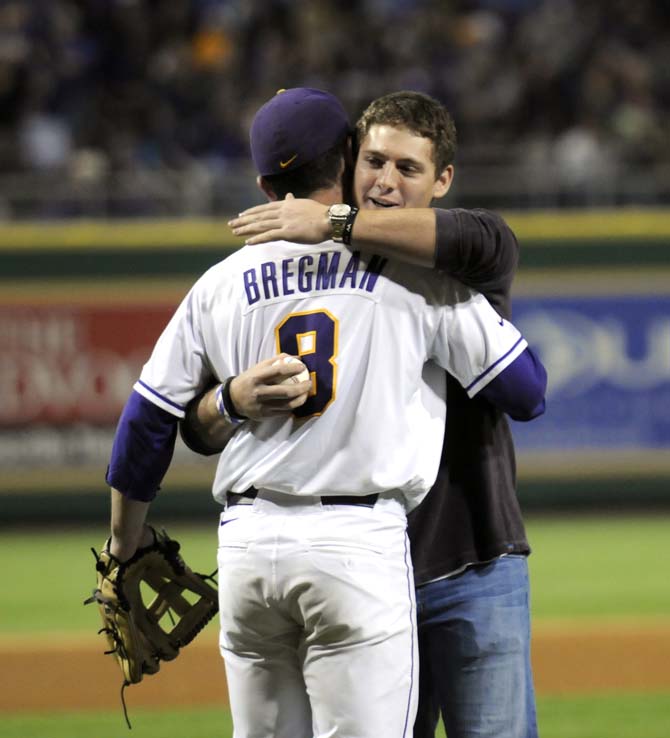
1, 513, 669, 737
3, 693, 670, 738
527, 513, 670, 620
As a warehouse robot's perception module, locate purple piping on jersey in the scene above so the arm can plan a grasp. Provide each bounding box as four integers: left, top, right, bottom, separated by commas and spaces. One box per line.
465, 336, 525, 393
401, 532, 416, 738
136, 379, 185, 412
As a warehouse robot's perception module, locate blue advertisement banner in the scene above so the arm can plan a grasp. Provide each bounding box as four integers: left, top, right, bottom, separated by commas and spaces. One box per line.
511, 294, 670, 451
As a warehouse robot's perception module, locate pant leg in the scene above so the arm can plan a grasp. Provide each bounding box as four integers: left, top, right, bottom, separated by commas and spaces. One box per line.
297, 504, 419, 738
217, 511, 313, 738
221, 643, 312, 738
416, 556, 538, 738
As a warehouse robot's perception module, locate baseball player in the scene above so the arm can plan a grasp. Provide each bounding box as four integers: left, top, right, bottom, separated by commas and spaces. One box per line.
106, 89, 546, 738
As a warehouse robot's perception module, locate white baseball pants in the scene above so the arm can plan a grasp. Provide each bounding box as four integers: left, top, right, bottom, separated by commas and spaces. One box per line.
217, 489, 418, 738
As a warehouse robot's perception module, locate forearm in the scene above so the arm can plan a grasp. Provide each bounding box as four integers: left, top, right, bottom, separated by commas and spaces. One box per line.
351, 208, 519, 301
106, 393, 177, 559
180, 383, 237, 455
349, 209, 437, 267
109, 488, 152, 560
229, 200, 436, 267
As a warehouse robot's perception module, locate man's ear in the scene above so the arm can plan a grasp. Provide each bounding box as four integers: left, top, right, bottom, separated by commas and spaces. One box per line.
257, 175, 278, 202
432, 164, 454, 200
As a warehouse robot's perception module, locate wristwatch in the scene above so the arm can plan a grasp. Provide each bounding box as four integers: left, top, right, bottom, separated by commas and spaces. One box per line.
327, 203, 352, 242
327, 203, 358, 244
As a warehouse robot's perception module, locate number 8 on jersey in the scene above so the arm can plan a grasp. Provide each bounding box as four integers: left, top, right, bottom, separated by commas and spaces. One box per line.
275, 309, 338, 417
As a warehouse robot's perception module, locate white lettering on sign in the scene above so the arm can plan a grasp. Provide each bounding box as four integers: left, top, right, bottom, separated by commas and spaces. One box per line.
517, 310, 670, 397
0, 350, 145, 423
0, 314, 81, 355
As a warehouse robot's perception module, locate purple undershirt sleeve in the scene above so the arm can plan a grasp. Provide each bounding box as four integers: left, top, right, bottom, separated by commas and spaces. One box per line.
105, 390, 179, 502
478, 346, 547, 421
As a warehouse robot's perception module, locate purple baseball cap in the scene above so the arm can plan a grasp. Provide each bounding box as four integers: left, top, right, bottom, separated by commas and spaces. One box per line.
250, 88, 350, 176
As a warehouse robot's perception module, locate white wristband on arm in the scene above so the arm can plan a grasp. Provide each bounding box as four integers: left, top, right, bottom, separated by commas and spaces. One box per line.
215, 377, 247, 425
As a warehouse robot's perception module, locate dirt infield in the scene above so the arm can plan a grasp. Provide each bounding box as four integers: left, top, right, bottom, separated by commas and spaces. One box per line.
2, 620, 670, 712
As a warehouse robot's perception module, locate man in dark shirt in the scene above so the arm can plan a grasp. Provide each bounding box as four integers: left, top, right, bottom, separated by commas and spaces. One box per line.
186, 91, 539, 738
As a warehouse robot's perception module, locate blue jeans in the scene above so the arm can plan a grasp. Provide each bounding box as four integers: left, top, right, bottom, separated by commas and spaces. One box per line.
414, 555, 538, 738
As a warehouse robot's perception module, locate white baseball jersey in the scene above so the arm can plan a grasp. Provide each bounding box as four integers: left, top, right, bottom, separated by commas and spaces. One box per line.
135, 240, 527, 511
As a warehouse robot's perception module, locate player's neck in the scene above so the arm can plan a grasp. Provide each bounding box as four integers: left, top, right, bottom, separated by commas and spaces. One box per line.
306, 184, 343, 206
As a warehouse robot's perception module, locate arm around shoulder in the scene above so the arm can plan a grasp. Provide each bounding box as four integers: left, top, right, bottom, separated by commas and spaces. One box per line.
434, 208, 519, 296
349, 207, 519, 299
349, 208, 437, 267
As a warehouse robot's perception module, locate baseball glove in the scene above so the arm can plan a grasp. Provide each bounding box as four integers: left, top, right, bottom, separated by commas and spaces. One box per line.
85, 527, 218, 689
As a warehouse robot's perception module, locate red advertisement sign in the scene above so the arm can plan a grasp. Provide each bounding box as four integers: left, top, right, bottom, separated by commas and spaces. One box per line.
1, 303, 175, 426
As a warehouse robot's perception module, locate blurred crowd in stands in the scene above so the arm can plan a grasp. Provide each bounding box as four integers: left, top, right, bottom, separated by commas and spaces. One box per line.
0, 0, 668, 214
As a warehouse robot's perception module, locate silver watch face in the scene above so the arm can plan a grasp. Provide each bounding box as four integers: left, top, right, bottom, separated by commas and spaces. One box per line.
329, 204, 351, 218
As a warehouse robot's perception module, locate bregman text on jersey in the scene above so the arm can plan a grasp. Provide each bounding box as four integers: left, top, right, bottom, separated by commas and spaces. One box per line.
243, 250, 388, 306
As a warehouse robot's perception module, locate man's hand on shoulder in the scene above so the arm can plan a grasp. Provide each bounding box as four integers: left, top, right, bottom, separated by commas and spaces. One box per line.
229, 194, 330, 245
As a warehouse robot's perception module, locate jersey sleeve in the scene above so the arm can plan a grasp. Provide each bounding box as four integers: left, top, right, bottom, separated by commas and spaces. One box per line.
434, 209, 518, 311
133, 283, 214, 418
431, 286, 527, 398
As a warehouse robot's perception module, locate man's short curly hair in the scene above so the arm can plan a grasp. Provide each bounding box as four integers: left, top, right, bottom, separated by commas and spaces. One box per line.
355, 91, 457, 176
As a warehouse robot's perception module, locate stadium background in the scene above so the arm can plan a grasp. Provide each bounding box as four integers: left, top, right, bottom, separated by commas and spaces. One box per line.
1, 1, 669, 736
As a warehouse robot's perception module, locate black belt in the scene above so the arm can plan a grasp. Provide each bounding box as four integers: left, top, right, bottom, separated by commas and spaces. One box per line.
226, 487, 378, 508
